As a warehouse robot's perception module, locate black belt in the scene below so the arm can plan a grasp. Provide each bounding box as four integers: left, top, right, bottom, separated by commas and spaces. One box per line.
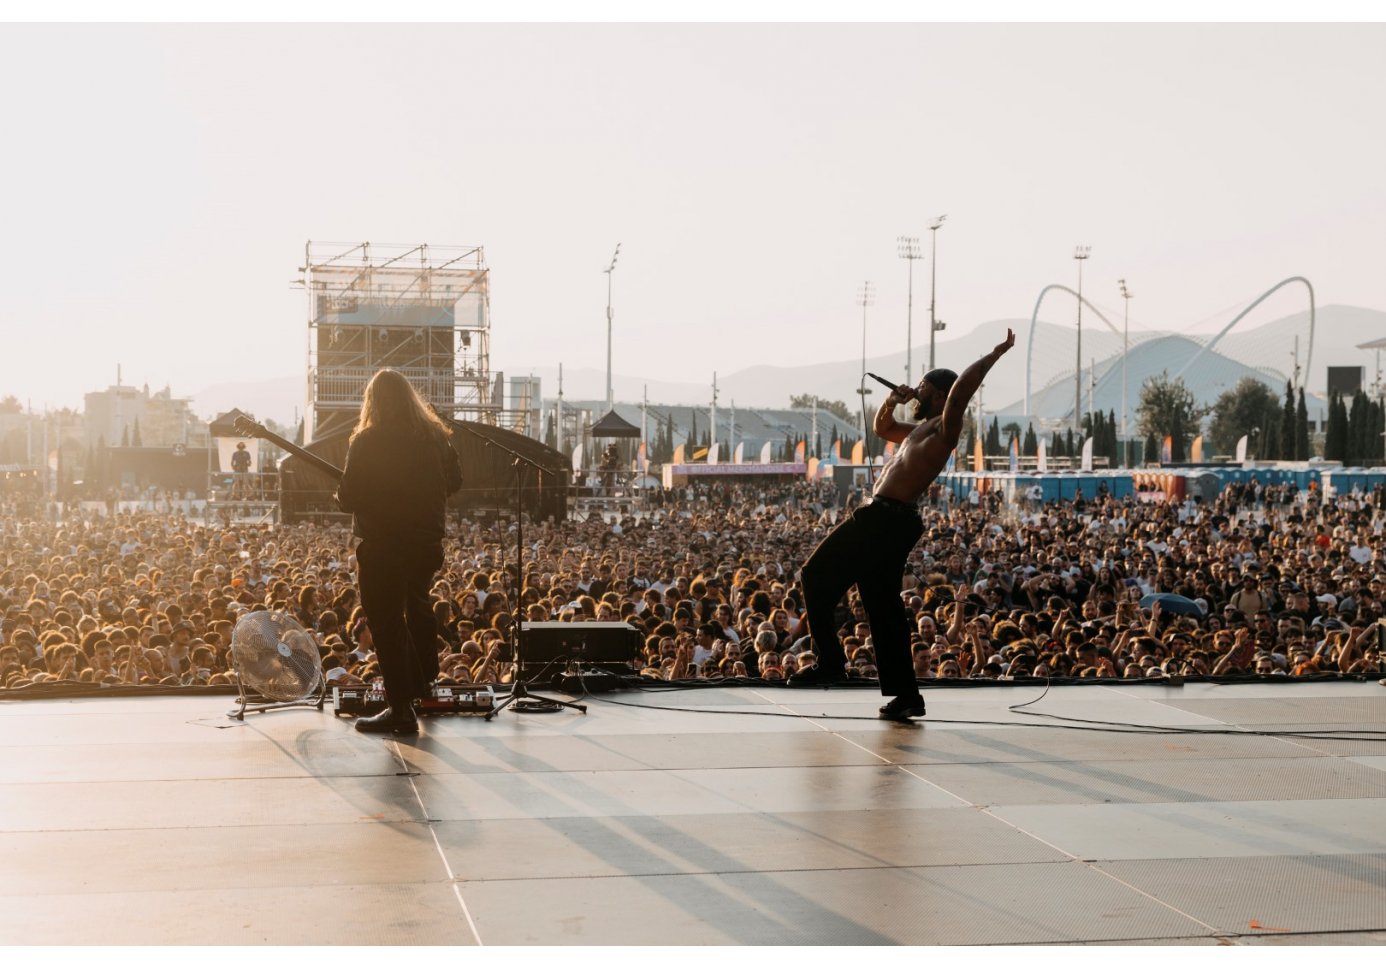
868, 495, 920, 516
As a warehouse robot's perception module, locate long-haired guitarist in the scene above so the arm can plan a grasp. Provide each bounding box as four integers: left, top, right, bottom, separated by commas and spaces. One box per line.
337, 369, 463, 734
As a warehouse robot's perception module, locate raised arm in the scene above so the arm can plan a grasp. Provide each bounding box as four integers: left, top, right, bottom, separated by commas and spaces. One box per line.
939, 329, 1016, 445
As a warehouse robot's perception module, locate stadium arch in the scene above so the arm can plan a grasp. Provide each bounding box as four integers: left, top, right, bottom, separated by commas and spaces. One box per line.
1174, 277, 1315, 387
1024, 284, 1123, 417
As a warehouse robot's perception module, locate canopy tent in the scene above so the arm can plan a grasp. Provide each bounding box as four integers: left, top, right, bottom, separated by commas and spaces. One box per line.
208, 408, 256, 439
589, 410, 641, 438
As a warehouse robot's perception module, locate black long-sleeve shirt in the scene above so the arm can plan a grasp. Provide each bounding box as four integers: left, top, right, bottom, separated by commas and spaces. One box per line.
336, 426, 463, 549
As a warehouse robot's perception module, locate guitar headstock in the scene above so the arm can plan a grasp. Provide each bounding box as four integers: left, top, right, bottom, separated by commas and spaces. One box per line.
233, 415, 271, 440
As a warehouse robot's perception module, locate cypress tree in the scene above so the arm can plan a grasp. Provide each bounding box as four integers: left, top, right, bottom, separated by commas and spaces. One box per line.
1279, 381, 1295, 461
1259, 400, 1279, 460
1322, 394, 1340, 461
1023, 423, 1038, 457
1346, 392, 1364, 465
1144, 432, 1158, 464
1295, 387, 1310, 460
986, 417, 1001, 456
1373, 398, 1386, 467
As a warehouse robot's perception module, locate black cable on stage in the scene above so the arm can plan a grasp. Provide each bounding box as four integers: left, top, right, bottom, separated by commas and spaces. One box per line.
1003, 678, 1386, 738
6, 673, 1384, 740
567, 673, 1386, 740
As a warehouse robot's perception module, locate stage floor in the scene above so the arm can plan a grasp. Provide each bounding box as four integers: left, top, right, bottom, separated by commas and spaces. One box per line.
3, 680, 1386, 946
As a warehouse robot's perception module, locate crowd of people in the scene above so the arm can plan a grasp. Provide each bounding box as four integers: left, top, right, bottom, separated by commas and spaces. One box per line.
2, 473, 1385, 695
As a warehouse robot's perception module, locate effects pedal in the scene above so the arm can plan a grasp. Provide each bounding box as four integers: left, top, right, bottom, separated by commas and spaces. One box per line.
333, 683, 496, 717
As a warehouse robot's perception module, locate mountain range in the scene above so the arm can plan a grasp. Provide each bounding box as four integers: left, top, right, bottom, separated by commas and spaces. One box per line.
190, 305, 1386, 427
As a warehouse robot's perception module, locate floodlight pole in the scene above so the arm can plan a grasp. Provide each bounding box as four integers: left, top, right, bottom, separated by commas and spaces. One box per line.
898, 235, 921, 383
928, 215, 947, 372
1073, 245, 1091, 433
858, 281, 876, 483
604, 244, 621, 412
858, 280, 875, 433
1119, 279, 1132, 468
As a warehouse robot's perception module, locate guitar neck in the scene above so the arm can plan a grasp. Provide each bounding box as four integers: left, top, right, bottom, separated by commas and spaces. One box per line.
237, 420, 343, 482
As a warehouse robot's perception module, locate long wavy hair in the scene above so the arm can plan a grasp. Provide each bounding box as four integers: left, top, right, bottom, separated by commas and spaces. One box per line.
352, 368, 451, 443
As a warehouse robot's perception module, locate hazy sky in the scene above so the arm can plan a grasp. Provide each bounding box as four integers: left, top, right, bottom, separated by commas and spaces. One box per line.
2, 22, 1383, 413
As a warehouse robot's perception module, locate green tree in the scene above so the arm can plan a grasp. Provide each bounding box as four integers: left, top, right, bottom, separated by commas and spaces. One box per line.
1208, 377, 1278, 457
788, 395, 853, 424
1348, 390, 1370, 465
1279, 381, 1296, 460
1022, 423, 1038, 457
1328, 392, 1348, 461
985, 417, 1001, 456
0, 396, 21, 414
1136, 373, 1208, 461
1296, 387, 1311, 461
1144, 432, 1158, 464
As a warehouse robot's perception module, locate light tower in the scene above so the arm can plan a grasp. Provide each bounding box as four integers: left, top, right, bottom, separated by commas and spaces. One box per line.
603, 243, 621, 412
1119, 278, 1132, 467
1073, 245, 1091, 433
928, 215, 947, 372
858, 280, 875, 441
898, 236, 921, 383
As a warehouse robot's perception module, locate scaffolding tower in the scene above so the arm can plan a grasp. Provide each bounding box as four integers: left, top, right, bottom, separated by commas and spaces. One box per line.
301, 241, 495, 442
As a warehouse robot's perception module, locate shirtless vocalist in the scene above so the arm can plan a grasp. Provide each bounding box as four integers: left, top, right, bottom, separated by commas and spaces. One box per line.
787, 329, 1016, 720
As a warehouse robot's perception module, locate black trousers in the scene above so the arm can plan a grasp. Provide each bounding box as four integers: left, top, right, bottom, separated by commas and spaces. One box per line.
357, 540, 442, 706
801, 501, 924, 697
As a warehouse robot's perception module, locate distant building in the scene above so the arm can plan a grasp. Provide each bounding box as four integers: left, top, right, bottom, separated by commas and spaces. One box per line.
83, 383, 209, 450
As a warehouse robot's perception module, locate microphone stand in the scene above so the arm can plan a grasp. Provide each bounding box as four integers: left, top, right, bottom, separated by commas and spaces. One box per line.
447, 418, 586, 721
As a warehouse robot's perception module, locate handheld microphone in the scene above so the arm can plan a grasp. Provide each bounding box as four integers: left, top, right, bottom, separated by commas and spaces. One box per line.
865, 372, 915, 399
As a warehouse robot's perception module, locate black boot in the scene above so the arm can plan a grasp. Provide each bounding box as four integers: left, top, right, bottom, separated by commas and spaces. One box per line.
355, 703, 419, 735
878, 694, 926, 722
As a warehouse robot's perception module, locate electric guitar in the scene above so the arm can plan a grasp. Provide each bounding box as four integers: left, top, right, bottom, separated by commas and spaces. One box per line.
233, 415, 343, 482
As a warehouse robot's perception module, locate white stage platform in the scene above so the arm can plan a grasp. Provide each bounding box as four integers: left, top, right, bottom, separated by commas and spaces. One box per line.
2, 680, 1385, 945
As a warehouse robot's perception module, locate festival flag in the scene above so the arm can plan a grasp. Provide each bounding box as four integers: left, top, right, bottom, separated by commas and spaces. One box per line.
833, 440, 842, 461
672, 443, 685, 465
570, 444, 583, 471
972, 434, 984, 473
1235, 435, 1249, 464
945, 448, 956, 472
851, 440, 865, 465
1037, 438, 1048, 473
1080, 436, 1093, 472
884, 441, 895, 458
1160, 435, 1173, 464
1190, 435, 1204, 463
733, 442, 744, 464
759, 441, 772, 464
794, 440, 805, 462
707, 442, 720, 465
638, 441, 648, 474
1008, 436, 1019, 473
807, 456, 820, 480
